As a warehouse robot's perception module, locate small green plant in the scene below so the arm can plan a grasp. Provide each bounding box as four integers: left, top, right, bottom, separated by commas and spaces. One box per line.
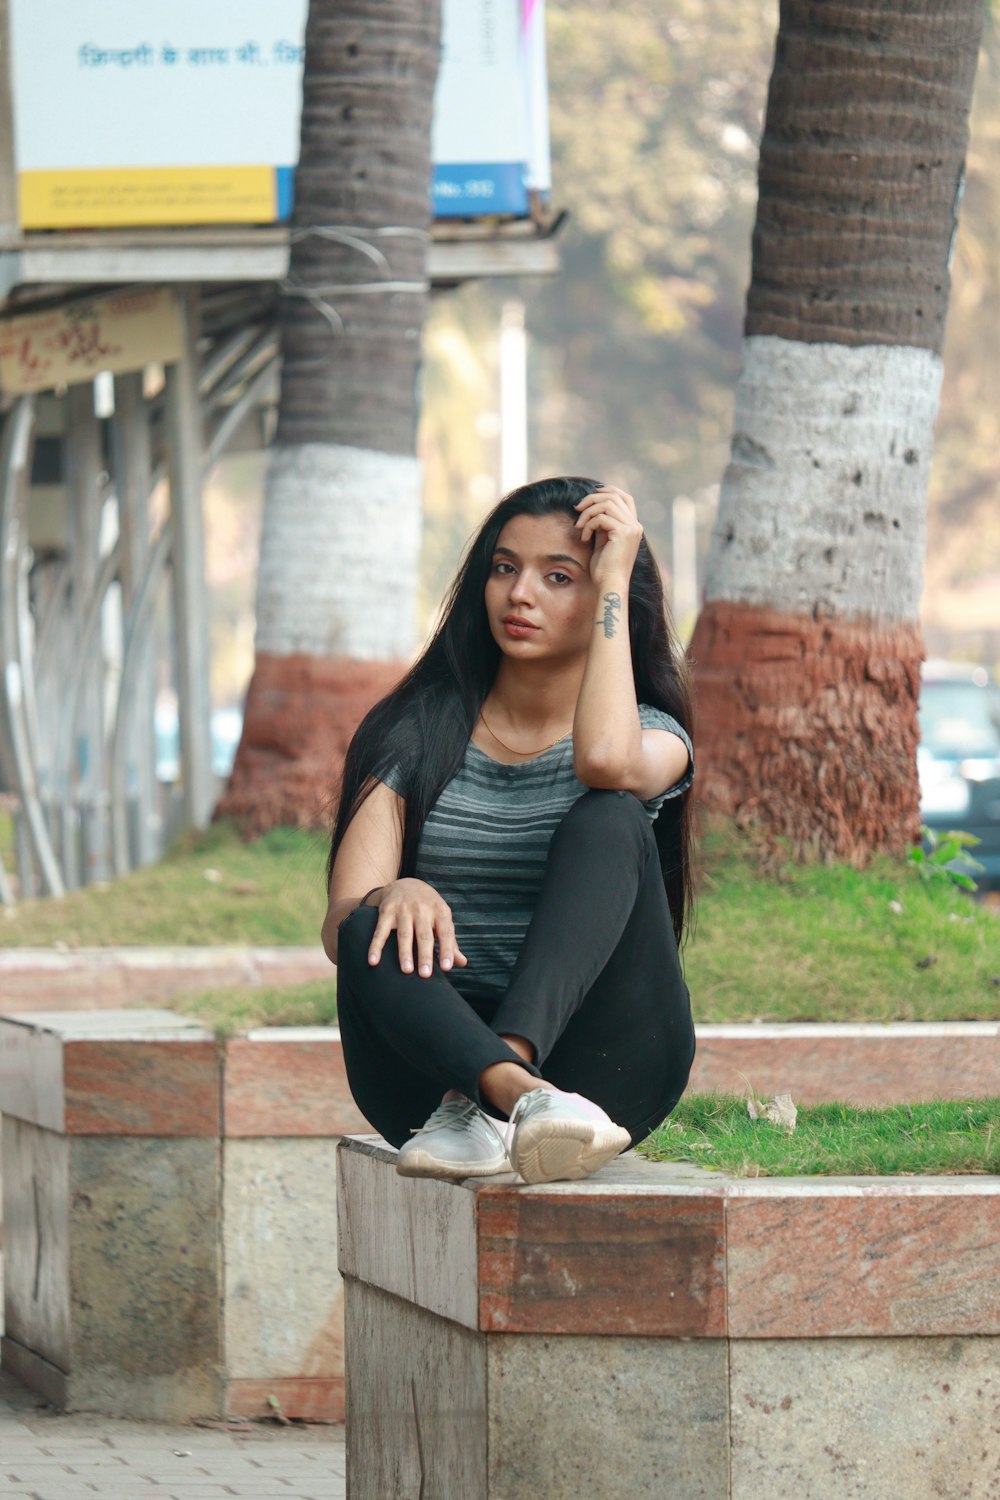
908, 826, 984, 892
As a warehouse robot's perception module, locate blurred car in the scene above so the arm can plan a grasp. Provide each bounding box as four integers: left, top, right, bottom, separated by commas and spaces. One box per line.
917, 660, 1000, 887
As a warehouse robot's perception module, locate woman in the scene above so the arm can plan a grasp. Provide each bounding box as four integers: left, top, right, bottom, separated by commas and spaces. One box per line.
322, 476, 696, 1186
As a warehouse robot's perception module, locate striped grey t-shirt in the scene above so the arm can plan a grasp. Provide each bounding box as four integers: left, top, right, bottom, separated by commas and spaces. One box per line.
382, 704, 692, 1001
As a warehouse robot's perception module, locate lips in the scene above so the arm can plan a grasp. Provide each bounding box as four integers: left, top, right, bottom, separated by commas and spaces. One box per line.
503, 615, 538, 629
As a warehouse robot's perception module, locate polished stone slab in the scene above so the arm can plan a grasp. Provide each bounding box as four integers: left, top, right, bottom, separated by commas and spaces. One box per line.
224, 1029, 368, 1137
0, 946, 330, 1011
337, 1137, 478, 1330
339, 1135, 1000, 1498
2, 1125, 223, 1421
477, 1185, 726, 1336
0, 1011, 216, 1135
691, 1021, 999, 1104
339, 1136, 1000, 1341
345, 1282, 487, 1500
223, 1137, 344, 1419
487, 1332, 729, 1500
729, 1336, 1000, 1500
0, 1013, 357, 1423
725, 1189, 1000, 1338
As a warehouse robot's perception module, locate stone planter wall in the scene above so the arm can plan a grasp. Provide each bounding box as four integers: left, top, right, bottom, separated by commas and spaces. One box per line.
0, 1007, 996, 1431
0, 947, 330, 1012
337, 1135, 1000, 1500
0, 1010, 367, 1423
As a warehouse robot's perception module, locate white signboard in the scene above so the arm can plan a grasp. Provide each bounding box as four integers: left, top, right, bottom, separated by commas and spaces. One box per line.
7, 0, 550, 229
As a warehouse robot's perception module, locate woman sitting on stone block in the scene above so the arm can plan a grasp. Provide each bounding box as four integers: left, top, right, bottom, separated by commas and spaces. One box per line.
322, 476, 696, 1185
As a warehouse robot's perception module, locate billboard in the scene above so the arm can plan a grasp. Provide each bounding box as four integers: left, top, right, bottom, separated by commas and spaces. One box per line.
0, 288, 183, 394
7, 0, 550, 231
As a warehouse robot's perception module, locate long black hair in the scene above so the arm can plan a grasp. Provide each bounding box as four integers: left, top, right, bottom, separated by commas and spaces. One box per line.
326, 475, 696, 946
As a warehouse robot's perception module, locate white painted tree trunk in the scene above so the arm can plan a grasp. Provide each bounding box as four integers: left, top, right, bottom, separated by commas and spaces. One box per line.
255, 442, 423, 661
704, 337, 943, 622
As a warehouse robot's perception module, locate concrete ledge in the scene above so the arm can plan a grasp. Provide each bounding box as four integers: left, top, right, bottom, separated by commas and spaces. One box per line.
337, 1134, 1000, 1500
0, 946, 330, 1011
3, 955, 994, 1103
1, 1008, 996, 1433
0, 1011, 367, 1423
689, 1021, 999, 1103
0, 1012, 367, 1137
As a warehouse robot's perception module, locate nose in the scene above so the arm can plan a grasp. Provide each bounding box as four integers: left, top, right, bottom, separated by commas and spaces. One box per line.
507, 570, 535, 606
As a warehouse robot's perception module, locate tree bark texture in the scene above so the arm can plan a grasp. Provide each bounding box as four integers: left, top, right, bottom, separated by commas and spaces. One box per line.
218, 0, 441, 834
221, 654, 406, 836
692, 0, 984, 861
278, 0, 441, 453
692, 602, 924, 860
747, 0, 982, 350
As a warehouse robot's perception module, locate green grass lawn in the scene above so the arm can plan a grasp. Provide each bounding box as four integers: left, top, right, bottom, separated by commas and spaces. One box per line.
0, 823, 329, 948
638, 1094, 1000, 1176
687, 818, 1000, 1022
171, 979, 338, 1035
1, 815, 998, 1027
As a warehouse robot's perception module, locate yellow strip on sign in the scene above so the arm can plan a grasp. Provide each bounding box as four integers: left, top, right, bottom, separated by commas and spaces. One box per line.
18, 166, 277, 229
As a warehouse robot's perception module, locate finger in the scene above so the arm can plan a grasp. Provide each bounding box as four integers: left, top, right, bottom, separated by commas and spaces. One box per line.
438, 929, 469, 970
367, 912, 394, 965
436, 914, 458, 972
396, 913, 415, 973
415, 917, 436, 978
580, 510, 620, 545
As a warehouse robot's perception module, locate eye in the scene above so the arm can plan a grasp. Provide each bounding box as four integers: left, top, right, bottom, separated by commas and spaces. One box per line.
547, 571, 573, 585
491, 560, 515, 575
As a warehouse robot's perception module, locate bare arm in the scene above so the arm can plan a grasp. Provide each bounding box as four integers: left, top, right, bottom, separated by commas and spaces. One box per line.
571, 485, 690, 801
321, 779, 468, 976
322, 780, 404, 963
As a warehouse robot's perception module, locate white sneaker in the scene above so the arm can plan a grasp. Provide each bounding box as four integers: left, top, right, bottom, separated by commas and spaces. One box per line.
395, 1096, 511, 1179
505, 1086, 631, 1185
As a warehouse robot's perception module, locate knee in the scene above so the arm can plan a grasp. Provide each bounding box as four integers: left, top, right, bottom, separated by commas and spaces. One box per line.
561, 787, 651, 846
334, 903, 379, 974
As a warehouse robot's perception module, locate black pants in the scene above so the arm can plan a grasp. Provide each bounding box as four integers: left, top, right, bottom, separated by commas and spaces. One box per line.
335, 789, 696, 1150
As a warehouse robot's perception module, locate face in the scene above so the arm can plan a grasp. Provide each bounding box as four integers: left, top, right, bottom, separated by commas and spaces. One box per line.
484, 511, 598, 662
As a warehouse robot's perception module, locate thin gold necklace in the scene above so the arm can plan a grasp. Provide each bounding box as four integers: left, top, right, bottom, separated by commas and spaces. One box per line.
479, 710, 572, 756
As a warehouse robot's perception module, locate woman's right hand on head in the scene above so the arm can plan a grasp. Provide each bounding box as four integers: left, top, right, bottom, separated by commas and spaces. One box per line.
366, 879, 468, 978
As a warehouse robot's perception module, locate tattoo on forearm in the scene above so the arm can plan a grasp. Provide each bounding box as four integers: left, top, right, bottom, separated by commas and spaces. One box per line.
598, 592, 622, 639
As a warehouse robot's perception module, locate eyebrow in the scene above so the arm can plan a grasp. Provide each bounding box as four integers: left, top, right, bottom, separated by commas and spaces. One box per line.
492, 546, 584, 569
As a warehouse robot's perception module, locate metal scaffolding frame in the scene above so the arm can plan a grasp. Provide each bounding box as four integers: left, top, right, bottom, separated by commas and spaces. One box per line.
0, 282, 281, 902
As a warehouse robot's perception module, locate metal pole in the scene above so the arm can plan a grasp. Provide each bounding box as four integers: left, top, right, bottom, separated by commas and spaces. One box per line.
112, 371, 159, 866
671, 496, 699, 627
499, 299, 528, 492
164, 287, 214, 831
65, 381, 110, 882
0, 397, 65, 898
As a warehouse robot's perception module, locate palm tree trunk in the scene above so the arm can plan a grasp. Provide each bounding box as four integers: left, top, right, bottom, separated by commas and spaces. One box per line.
219, 0, 441, 834
690, 0, 984, 862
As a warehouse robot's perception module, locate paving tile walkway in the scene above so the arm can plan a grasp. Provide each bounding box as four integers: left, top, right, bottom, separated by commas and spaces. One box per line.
0, 1372, 346, 1500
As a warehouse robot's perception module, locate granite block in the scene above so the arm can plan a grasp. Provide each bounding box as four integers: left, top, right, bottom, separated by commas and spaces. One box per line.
730, 1336, 1000, 1500
63, 1040, 220, 1136
224, 1033, 369, 1137
0, 946, 330, 1011
690, 1023, 999, 1105
344, 1278, 487, 1500
1, 1120, 71, 1368
0, 1023, 65, 1132
336, 1137, 479, 1329
726, 1189, 1000, 1337
478, 1187, 727, 1336
66, 1136, 222, 1420
487, 1335, 730, 1500
223, 1138, 343, 1380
